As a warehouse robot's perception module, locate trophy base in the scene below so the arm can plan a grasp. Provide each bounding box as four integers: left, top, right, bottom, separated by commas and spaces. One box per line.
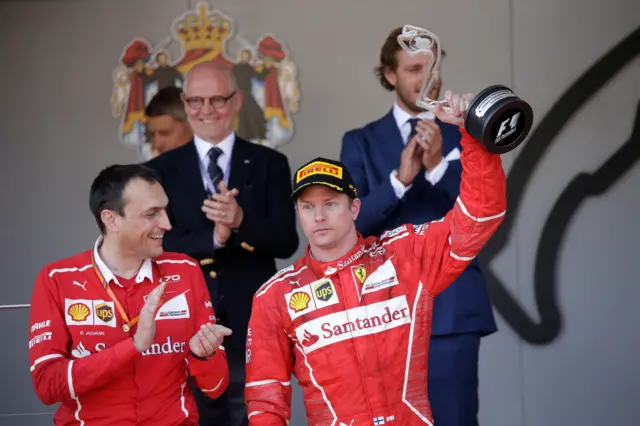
465, 85, 534, 154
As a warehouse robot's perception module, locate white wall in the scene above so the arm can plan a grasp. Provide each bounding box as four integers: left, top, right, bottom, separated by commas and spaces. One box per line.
0, 0, 638, 425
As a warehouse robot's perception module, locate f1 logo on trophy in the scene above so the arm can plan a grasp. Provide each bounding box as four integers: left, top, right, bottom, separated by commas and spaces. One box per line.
397, 24, 533, 154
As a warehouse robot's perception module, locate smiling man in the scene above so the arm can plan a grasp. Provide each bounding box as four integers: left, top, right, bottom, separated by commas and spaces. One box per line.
145, 61, 298, 426
28, 164, 232, 425
245, 92, 507, 425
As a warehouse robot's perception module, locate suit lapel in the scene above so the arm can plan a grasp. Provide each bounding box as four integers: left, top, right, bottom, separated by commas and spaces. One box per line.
228, 137, 254, 191
374, 110, 405, 170
181, 141, 209, 205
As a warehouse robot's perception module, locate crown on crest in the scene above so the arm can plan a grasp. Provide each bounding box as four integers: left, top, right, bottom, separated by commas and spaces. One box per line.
174, 3, 231, 52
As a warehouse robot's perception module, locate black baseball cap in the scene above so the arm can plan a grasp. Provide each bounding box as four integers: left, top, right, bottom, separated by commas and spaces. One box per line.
291, 157, 358, 200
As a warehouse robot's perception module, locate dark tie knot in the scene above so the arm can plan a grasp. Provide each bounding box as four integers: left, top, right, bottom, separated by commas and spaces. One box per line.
208, 146, 223, 161
408, 118, 420, 140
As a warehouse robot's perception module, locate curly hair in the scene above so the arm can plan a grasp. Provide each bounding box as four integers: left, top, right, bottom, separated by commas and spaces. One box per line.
374, 27, 404, 92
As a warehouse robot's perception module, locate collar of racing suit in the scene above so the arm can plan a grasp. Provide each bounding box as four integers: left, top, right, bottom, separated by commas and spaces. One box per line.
304, 233, 367, 278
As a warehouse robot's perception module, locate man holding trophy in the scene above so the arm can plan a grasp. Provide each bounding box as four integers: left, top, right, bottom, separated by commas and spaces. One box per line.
244, 24, 530, 425
338, 25, 532, 425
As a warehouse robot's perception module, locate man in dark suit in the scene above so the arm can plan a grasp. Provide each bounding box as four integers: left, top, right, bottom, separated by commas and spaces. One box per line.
339, 27, 497, 426
146, 61, 299, 426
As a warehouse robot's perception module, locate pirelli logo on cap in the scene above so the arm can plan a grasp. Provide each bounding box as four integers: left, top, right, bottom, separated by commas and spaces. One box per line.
296, 161, 343, 183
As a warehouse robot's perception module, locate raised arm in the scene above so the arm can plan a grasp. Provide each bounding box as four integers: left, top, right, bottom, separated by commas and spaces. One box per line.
417, 126, 506, 295
397, 92, 507, 295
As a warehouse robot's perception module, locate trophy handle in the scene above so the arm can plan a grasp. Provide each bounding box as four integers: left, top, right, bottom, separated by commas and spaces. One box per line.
397, 25, 452, 113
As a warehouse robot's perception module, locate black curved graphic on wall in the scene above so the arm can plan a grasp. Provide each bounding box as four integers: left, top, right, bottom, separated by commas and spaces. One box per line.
480, 26, 640, 345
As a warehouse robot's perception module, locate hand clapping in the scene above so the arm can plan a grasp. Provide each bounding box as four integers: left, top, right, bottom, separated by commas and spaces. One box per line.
189, 323, 233, 358
202, 181, 243, 229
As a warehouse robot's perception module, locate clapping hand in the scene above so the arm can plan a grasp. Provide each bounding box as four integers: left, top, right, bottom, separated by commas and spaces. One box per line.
202, 181, 243, 228
412, 119, 443, 171
133, 281, 168, 353
189, 323, 233, 358
202, 181, 243, 244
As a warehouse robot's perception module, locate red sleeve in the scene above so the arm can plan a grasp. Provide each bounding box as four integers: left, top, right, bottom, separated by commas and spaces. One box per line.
187, 264, 229, 399
406, 128, 507, 295
28, 266, 140, 405
244, 290, 293, 425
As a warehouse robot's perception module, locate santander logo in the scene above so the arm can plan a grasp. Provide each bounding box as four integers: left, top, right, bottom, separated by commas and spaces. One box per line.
295, 295, 411, 354
301, 330, 319, 347
141, 336, 186, 357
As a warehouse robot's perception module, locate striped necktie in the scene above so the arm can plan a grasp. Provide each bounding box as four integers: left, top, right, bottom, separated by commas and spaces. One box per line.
207, 146, 224, 194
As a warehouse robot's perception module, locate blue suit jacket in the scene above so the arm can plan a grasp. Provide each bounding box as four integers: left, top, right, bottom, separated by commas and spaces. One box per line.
340, 110, 497, 337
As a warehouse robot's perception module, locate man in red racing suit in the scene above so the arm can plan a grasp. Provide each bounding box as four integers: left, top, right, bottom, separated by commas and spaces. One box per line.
28, 164, 232, 425
244, 92, 507, 426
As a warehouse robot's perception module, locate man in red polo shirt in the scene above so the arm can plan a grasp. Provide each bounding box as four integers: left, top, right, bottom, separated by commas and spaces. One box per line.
28, 163, 232, 425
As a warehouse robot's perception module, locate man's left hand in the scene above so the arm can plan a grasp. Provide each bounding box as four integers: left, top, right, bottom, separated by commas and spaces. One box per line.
202, 181, 243, 229
189, 323, 233, 358
413, 119, 443, 171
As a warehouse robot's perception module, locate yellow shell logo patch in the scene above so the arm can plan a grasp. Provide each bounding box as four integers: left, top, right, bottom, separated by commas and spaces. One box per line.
68, 303, 90, 321
289, 292, 310, 313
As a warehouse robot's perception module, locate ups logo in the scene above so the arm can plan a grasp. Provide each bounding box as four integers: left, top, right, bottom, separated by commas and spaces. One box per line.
95, 303, 114, 323
313, 281, 334, 302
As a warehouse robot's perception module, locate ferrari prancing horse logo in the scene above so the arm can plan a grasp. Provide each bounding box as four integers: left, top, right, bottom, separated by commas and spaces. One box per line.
353, 265, 367, 284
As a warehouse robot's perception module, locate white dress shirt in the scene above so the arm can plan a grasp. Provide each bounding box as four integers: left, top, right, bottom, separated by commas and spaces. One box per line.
193, 131, 236, 248
389, 102, 450, 199
193, 132, 235, 194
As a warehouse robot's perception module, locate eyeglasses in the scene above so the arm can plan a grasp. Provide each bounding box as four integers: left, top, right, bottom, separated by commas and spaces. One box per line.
183, 91, 236, 109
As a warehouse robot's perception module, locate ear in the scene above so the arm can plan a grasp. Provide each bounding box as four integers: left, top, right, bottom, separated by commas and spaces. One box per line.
383, 66, 397, 88
100, 209, 119, 233
350, 198, 361, 221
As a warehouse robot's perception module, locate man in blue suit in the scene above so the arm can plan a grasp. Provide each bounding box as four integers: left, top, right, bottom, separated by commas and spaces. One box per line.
339, 26, 497, 426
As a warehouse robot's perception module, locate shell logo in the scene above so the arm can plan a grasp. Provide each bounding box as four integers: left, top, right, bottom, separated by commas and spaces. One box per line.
68, 303, 91, 321
289, 292, 310, 313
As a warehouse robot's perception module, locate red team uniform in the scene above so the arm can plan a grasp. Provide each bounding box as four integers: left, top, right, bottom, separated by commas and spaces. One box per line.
245, 129, 506, 425
28, 238, 229, 426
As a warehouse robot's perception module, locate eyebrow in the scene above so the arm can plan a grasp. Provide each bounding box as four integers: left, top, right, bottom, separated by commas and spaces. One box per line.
299, 197, 338, 204
143, 204, 167, 213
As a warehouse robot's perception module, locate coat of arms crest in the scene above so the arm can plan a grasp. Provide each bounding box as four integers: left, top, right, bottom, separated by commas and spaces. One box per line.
110, 2, 301, 160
